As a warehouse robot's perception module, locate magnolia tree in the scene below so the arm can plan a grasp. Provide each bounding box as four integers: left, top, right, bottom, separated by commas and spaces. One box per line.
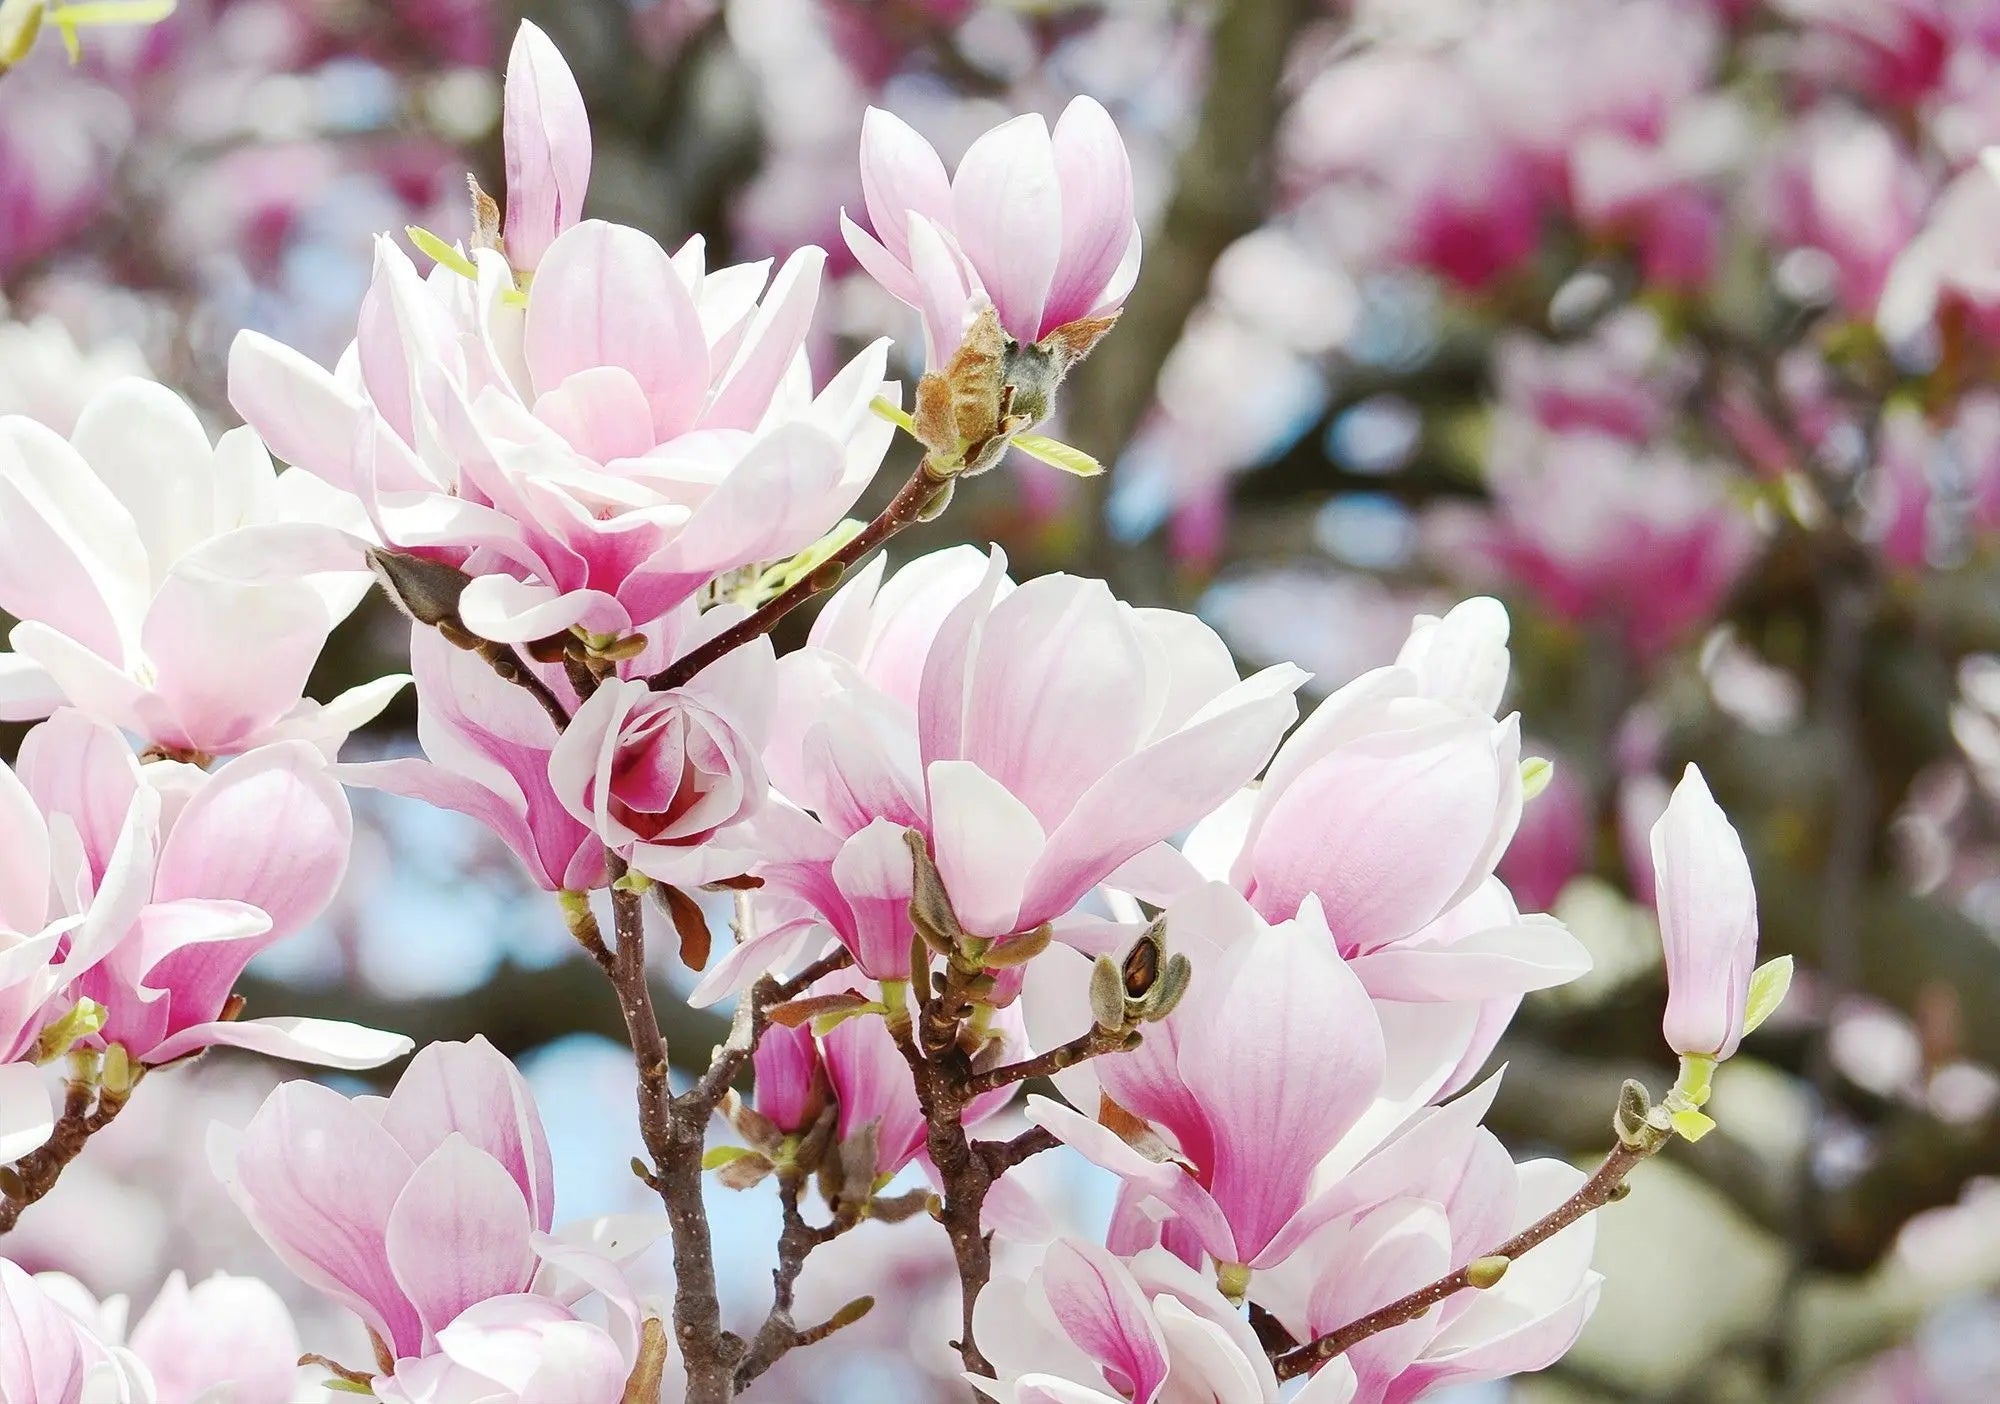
0, 20, 1792, 1404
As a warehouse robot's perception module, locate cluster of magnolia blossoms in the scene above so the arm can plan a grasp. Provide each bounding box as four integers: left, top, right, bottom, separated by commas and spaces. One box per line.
0, 18, 1791, 1404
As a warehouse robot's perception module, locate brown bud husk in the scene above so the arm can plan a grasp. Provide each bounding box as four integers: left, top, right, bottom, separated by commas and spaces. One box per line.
1614, 1078, 1653, 1148
981, 923, 1053, 968
905, 828, 965, 954
1122, 919, 1168, 998
366, 548, 473, 631
467, 174, 504, 253
1089, 955, 1127, 1033
1139, 953, 1193, 1024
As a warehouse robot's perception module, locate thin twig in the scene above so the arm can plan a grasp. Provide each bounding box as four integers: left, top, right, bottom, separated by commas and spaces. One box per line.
647, 464, 947, 693
961, 1024, 1133, 1097
978, 1124, 1060, 1175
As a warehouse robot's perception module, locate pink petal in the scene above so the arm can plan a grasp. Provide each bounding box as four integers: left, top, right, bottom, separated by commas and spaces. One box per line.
155, 742, 352, 941
503, 20, 592, 272
226, 330, 365, 489
524, 220, 707, 440
1040, 1239, 1169, 1403
387, 1134, 537, 1343
858, 107, 955, 264
926, 759, 1045, 939
380, 1037, 555, 1233
1044, 97, 1135, 332
951, 114, 1063, 343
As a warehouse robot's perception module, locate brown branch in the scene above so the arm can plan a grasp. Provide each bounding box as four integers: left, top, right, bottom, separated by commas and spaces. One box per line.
978, 1124, 1060, 1176
600, 857, 741, 1403
648, 464, 949, 693
0, 1072, 132, 1234
961, 1023, 1132, 1098
1273, 1139, 1655, 1381
733, 1176, 864, 1388
767, 948, 855, 1005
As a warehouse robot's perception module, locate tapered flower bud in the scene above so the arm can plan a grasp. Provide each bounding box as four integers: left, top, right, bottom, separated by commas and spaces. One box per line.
1650, 765, 1760, 1060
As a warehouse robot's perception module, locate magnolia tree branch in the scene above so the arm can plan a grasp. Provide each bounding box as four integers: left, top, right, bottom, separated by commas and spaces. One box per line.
1273, 1137, 1660, 1381
647, 461, 950, 693
733, 1176, 867, 1388
0, 1065, 132, 1234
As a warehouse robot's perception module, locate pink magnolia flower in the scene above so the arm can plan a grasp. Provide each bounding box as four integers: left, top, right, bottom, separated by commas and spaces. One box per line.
339, 626, 605, 893
0, 306, 150, 436
372, 1297, 630, 1404
548, 625, 773, 886
1492, 312, 1692, 443
971, 1239, 1358, 1404
1651, 765, 1760, 1060
841, 100, 1141, 360
1182, 602, 1589, 1005
722, 546, 1305, 994
11, 711, 401, 1070
44, 1271, 300, 1404
0, 69, 129, 282
0, 379, 392, 757
501, 21, 591, 273
1029, 885, 1388, 1277
1426, 423, 1759, 659
0, 1258, 95, 1404
1254, 1152, 1602, 1402
229, 223, 894, 646
211, 1038, 581, 1361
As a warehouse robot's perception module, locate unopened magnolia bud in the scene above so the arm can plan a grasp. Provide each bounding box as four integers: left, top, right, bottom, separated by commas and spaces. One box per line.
366, 548, 472, 631
1614, 1078, 1653, 1148
827, 1295, 875, 1330
1090, 955, 1127, 1032
99, 1044, 133, 1096
1467, 1255, 1510, 1289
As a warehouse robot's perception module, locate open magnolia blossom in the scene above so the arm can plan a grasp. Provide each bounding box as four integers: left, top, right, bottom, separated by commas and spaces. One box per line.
0, 19, 1791, 1404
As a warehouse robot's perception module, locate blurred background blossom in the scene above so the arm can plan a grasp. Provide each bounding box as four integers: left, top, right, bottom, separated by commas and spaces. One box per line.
12, 0, 2000, 1398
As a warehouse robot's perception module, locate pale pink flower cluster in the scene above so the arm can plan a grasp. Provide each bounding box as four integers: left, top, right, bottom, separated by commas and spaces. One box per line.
0, 19, 1781, 1400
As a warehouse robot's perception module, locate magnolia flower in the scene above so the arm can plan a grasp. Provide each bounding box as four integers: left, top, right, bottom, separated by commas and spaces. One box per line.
1424, 423, 1758, 659
842, 100, 1141, 363
0, 303, 150, 435
371, 1297, 631, 1404
339, 626, 605, 894
1030, 885, 1388, 1278
1253, 1157, 1602, 1401
0, 379, 391, 757
972, 1239, 1357, 1404
229, 217, 894, 647
44, 1271, 301, 1404
1877, 154, 2000, 348
212, 1037, 564, 1359
548, 624, 774, 886
12, 711, 403, 1070
2, 1261, 104, 1404
501, 21, 591, 273
715, 546, 1305, 998
1650, 765, 1759, 1060
749, 1018, 828, 1137
1181, 601, 1589, 1005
